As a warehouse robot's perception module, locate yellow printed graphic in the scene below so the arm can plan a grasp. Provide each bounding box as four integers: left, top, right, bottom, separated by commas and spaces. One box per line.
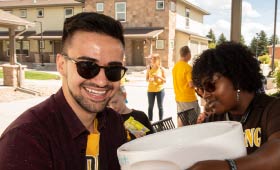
86, 155, 98, 170
86, 119, 100, 170
244, 127, 261, 148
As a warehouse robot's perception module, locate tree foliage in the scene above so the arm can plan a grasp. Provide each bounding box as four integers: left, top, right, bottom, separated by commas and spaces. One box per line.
250, 30, 269, 57
206, 29, 216, 44
240, 34, 245, 45
268, 34, 280, 45
217, 33, 227, 45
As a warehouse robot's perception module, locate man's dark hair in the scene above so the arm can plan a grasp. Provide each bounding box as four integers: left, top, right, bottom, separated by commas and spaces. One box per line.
192, 41, 264, 92
180, 45, 191, 57
62, 12, 125, 51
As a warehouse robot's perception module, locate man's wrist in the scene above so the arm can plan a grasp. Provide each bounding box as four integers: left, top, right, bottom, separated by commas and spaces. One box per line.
225, 159, 237, 170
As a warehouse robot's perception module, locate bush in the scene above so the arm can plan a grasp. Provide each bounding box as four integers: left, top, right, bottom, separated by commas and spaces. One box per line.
273, 69, 280, 90
258, 54, 271, 64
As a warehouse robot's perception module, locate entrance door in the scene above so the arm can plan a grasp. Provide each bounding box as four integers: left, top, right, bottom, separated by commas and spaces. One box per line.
53, 40, 62, 55
132, 40, 144, 66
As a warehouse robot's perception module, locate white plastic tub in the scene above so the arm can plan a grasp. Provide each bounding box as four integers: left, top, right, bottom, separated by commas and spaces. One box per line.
117, 121, 247, 170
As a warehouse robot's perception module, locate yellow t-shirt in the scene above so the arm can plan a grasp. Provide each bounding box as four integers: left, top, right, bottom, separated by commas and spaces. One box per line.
147, 67, 164, 92
172, 60, 197, 102
86, 119, 100, 170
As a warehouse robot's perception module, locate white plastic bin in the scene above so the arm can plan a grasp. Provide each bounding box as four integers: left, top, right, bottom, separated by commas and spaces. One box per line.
117, 121, 246, 170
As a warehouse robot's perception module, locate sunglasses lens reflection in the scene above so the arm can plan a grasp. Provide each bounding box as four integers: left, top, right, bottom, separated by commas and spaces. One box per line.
76, 61, 126, 82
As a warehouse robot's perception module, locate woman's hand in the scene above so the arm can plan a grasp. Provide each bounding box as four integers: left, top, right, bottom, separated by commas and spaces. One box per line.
196, 112, 209, 123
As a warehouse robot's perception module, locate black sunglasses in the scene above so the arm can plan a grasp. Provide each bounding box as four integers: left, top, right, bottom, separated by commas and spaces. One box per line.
63, 55, 127, 82
195, 78, 216, 97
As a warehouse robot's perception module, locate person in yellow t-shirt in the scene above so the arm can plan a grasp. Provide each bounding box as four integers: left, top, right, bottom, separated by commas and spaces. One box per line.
146, 53, 166, 121
172, 46, 200, 126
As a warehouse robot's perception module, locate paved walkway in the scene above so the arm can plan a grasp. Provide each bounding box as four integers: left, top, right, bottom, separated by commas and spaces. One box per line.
0, 68, 180, 135
0, 67, 277, 135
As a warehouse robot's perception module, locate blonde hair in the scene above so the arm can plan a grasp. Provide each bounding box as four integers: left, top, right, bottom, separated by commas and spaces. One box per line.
150, 53, 161, 66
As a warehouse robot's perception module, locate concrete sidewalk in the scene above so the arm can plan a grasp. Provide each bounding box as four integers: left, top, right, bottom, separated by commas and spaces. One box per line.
0, 68, 179, 135
0, 97, 48, 135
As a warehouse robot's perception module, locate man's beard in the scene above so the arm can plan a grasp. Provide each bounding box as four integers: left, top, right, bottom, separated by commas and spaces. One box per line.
68, 86, 111, 113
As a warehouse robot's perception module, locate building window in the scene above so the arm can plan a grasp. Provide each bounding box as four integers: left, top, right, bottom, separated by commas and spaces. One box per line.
65, 7, 74, 18
169, 39, 174, 49
185, 8, 190, 27
156, 0, 164, 10
37, 8, 44, 18
96, 2, 104, 12
170, 1, 176, 12
115, 2, 126, 22
19, 9, 27, 18
16, 40, 30, 56
39, 40, 45, 49
156, 40, 165, 49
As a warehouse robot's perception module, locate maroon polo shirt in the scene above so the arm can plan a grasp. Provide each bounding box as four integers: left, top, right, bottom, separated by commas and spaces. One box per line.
0, 88, 126, 170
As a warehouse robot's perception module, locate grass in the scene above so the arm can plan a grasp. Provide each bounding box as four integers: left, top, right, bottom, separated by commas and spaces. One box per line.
0, 69, 60, 80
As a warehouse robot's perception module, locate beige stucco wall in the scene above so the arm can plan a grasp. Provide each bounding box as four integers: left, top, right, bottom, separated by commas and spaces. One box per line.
175, 31, 190, 62
176, 1, 203, 23
0, 5, 83, 32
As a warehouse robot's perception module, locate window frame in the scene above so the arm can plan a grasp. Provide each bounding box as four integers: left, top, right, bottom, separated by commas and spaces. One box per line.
37, 8, 44, 18
19, 9, 27, 18
185, 8, 190, 27
96, 2, 104, 12
156, 40, 165, 50
115, 2, 126, 22
156, 0, 165, 10
170, 1, 176, 12
39, 40, 45, 49
64, 7, 74, 18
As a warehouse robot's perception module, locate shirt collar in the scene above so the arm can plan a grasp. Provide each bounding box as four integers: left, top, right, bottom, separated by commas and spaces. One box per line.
53, 88, 109, 139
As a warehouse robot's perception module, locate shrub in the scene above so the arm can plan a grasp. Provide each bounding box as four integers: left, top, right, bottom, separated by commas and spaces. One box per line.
258, 54, 271, 64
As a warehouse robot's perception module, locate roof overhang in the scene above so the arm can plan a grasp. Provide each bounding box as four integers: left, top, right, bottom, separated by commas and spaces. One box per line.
74, 0, 85, 3
176, 28, 211, 41
124, 27, 164, 39
0, 31, 36, 40
0, 28, 165, 40
179, 0, 210, 15
27, 30, 62, 39
0, 10, 35, 28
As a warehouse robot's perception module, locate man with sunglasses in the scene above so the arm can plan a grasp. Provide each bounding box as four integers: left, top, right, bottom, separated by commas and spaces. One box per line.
0, 12, 127, 170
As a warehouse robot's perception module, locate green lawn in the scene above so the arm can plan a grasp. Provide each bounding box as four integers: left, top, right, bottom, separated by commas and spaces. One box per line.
0, 69, 60, 80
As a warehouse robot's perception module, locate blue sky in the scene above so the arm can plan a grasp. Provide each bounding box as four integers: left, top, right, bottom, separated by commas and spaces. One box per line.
189, 0, 278, 45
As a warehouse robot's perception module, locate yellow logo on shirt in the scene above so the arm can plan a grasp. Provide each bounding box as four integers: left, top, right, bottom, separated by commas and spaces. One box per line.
86, 155, 98, 170
244, 127, 261, 148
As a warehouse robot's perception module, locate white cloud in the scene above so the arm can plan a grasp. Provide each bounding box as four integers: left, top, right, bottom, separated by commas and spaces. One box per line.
242, 1, 261, 18
202, 19, 231, 40
188, 0, 231, 11
242, 22, 271, 44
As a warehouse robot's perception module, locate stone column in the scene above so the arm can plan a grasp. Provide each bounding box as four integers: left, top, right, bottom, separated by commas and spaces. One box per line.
1, 64, 26, 87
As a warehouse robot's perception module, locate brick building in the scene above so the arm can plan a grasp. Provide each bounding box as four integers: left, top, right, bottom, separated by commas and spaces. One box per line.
0, 0, 83, 64
268, 45, 280, 60
76, 0, 210, 68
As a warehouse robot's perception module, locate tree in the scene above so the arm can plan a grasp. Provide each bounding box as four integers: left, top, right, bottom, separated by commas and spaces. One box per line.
240, 34, 245, 45
258, 30, 269, 55
206, 29, 216, 44
268, 34, 280, 45
250, 31, 269, 57
217, 33, 227, 45
250, 37, 258, 57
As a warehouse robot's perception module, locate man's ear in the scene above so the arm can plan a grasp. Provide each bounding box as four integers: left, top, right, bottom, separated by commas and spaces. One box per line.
56, 53, 66, 77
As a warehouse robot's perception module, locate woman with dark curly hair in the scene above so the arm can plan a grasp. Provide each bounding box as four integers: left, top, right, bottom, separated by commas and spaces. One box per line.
188, 41, 280, 170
